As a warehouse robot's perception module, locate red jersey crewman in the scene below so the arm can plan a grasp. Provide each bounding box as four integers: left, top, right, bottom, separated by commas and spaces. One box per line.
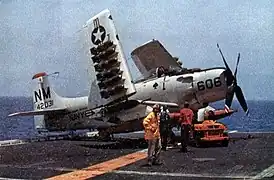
178, 102, 194, 152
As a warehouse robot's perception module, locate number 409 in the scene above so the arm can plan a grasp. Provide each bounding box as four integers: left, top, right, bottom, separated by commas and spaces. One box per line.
197, 77, 222, 91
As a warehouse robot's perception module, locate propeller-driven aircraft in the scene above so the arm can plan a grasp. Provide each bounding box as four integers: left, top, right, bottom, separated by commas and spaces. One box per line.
8, 9, 248, 139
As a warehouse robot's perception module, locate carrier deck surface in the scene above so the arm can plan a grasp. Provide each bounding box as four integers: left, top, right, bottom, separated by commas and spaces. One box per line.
0, 132, 273, 180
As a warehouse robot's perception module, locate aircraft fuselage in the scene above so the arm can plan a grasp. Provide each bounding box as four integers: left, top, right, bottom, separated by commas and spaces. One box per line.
41, 67, 229, 132
131, 67, 227, 110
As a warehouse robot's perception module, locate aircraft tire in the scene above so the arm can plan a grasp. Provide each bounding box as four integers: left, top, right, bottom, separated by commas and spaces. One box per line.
194, 138, 202, 148
193, 131, 202, 148
98, 130, 111, 141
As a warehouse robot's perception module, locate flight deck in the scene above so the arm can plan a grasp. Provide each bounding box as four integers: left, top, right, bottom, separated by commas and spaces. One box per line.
0, 132, 273, 180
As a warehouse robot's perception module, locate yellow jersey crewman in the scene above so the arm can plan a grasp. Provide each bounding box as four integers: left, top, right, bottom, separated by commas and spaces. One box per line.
143, 104, 163, 166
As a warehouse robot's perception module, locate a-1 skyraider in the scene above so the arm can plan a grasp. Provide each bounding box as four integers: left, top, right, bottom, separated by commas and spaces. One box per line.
8, 9, 248, 139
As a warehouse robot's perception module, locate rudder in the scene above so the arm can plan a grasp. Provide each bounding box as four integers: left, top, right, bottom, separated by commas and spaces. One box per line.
31, 72, 65, 131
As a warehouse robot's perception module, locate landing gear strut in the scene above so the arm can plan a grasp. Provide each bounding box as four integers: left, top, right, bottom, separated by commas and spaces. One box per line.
68, 130, 75, 138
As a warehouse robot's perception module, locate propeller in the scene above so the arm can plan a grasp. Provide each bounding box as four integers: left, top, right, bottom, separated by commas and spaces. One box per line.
217, 44, 249, 115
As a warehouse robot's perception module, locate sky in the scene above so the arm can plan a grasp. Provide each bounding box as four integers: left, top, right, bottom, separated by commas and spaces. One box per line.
0, 0, 273, 100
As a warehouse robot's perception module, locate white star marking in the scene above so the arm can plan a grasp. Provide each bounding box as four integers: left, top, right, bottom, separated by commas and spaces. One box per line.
93, 27, 104, 43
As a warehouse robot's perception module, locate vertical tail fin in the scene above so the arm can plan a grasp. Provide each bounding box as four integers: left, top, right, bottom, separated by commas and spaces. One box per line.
32, 72, 65, 131
32, 72, 65, 111
8, 72, 69, 132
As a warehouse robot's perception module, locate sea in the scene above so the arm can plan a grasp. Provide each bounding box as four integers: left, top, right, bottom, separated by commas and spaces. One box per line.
0, 97, 273, 141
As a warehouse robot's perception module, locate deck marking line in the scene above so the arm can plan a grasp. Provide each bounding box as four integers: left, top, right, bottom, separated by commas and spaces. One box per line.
192, 158, 216, 162
251, 164, 274, 179
0, 163, 77, 172
0, 178, 26, 180
112, 170, 254, 179
46, 149, 147, 180
0, 161, 55, 169
227, 165, 244, 174
37, 167, 77, 172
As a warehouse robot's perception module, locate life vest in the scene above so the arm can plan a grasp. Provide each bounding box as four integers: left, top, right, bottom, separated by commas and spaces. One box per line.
143, 112, 160, 140
179, 108, 194, 125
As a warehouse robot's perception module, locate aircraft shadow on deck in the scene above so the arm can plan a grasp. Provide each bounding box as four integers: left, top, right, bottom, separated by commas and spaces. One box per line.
78, 138, 149, 149
76, 134, 258, 150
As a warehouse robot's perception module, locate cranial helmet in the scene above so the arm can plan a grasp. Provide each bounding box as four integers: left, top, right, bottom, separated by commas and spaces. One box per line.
152, 104, 160, 110
184, 101, 190, 108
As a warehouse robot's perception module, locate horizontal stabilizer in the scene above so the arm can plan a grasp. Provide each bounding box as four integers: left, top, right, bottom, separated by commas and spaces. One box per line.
138, 100, 179, 108
8, 108, 67, 117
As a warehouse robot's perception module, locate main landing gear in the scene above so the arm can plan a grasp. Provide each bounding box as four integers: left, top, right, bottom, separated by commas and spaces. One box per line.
98, 128, 113, 141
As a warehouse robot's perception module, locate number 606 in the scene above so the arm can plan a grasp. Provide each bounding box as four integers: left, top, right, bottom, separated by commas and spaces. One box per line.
197, 77, 222, 91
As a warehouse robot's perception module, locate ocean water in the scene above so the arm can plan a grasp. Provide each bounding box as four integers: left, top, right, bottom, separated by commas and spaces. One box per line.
0, 97, 273, 141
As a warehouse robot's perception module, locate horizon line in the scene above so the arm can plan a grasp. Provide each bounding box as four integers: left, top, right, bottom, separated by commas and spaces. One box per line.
0, 96, 272, 102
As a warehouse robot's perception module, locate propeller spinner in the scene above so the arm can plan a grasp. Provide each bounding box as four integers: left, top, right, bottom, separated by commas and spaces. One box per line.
217, 44, 249, 115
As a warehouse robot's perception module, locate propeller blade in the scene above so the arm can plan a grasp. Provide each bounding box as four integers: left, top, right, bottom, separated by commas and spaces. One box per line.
224, 69, 235, 87
225, 88, 234, 108
234, 85, 248, 115
234, 53, 240, 79
217, 43, 233, 75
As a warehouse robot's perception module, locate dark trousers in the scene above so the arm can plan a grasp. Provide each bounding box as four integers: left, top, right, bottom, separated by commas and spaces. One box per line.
160, 124, 170, 150
181, 124, 191, 151
169, 130, 176, 145
160, 129, 169, 150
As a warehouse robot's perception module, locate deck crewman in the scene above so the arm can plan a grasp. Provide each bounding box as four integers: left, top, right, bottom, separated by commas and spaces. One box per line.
178, 101, 194, 152
143, 104, 163, 166
159, 105, 171, 151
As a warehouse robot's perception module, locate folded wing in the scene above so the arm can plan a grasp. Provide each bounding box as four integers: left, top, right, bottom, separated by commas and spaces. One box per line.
82, 9, 136, 109
131, 39, 183, 78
